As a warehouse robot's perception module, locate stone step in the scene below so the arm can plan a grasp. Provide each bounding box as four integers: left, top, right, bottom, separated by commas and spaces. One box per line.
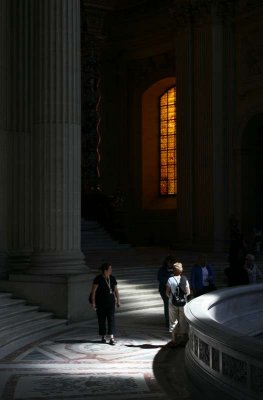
120, 291, 159, 301
118, 299, 162, 312
118, 284, 158, 292
0, 298, 27, 309
0, 304, 40, 319
81, 219, 131, 253
0, 323, 69, 360
0, 318, 67, 348
0, 292, 12, 299
0, 290, 68, 360
0, 311, 54, 332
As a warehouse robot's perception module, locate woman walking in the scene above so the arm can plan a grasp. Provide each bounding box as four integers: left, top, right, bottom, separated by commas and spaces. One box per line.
90, 263, 120, 345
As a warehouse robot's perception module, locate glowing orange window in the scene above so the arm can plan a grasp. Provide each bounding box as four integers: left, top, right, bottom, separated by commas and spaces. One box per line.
159, 87, 177, 195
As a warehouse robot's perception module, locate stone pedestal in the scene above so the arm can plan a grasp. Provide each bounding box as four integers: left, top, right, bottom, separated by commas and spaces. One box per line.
0, 273, 95, 322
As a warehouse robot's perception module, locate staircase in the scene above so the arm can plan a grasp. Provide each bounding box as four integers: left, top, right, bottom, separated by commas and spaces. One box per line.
81, 219, 130, 254
87, 250, 230, 315
0, 220, 131, 359
0, 246, 236, 359
114, 265, 162, 313
0, 292, 67, 359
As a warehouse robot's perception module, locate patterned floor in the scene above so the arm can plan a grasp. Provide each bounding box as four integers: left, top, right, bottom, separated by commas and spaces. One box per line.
0, 307, 191, 400
2, 246, 261, 400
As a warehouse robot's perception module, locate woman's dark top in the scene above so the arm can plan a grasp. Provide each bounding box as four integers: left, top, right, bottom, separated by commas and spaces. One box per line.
93, 274, 117, 307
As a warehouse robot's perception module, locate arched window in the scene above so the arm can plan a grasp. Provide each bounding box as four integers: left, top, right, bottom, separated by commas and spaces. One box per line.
159, 86, 177, 196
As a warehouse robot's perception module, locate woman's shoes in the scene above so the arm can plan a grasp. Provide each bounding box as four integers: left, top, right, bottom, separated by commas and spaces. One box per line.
100, 337, 116, 345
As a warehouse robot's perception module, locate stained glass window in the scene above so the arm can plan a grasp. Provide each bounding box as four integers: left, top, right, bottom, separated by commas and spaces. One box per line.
159, 86, 177, 195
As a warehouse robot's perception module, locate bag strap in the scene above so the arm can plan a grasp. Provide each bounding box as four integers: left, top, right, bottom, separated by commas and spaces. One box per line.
172, 276, 186, 295
172, 276, 180, 296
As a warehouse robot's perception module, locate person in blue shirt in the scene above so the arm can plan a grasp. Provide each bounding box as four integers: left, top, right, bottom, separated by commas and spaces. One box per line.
191, 254, 216, 297
157, 255, 175, 327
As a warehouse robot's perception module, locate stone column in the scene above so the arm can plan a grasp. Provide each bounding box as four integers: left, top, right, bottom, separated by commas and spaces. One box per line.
212, 3, 225, 251
0, 0, 10, 278
176, 19, 194, 247
29, 0, 87, 274
6, 0, 92, 321
7, 0, 33, 272
224, 3, 236, 231
212, 1, 235, 251
192, 12, 214, 248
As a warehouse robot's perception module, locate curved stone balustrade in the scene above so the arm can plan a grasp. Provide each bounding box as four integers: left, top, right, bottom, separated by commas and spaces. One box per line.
184, 284, 263, 400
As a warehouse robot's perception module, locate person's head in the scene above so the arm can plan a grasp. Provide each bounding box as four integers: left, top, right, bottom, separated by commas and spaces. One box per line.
172, 262, 183, 276
101, 262, 112, 277
195, 253, 207, 267
163, 255, 176, 269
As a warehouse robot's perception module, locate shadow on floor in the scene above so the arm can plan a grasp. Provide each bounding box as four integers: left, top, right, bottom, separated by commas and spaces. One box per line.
125, 344, 164, 349
152, 345, 192, 400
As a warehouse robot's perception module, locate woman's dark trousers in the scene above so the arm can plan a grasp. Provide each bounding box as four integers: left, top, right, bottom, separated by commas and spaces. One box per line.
97, 303, 115, 336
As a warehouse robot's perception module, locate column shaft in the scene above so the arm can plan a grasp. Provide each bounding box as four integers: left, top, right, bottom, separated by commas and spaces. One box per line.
193, 20, 213, 245
30, 0, 86, 273
8, 0, 33, 271
0, 0, 11, 277
212, 3, 235, 251
176, 23, 194, 246
212, 5, 226, 251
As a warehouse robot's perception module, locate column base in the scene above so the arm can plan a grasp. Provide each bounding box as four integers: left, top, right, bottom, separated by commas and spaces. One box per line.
8, 251, 32, 274
0, 272, 95, 321
0, 251, 9, 278
28, 251, 89, 275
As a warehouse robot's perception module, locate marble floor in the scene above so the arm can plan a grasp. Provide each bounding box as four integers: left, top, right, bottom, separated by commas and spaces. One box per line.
2, 246, 258, 400
0, 307, 190, 400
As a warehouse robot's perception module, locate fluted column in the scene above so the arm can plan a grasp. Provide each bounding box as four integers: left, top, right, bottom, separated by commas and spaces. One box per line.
0, 0, 11, 277
212, 2, 235, 250
7, 0, 33, 272
224, 4, 236, 226
212, 3, 225, 250
30, 0, 87, 274
192, 15, 214, 246
176, 21, 194, 246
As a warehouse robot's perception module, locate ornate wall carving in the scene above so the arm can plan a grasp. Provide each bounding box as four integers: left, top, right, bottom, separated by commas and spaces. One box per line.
81, 4, 107, 193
